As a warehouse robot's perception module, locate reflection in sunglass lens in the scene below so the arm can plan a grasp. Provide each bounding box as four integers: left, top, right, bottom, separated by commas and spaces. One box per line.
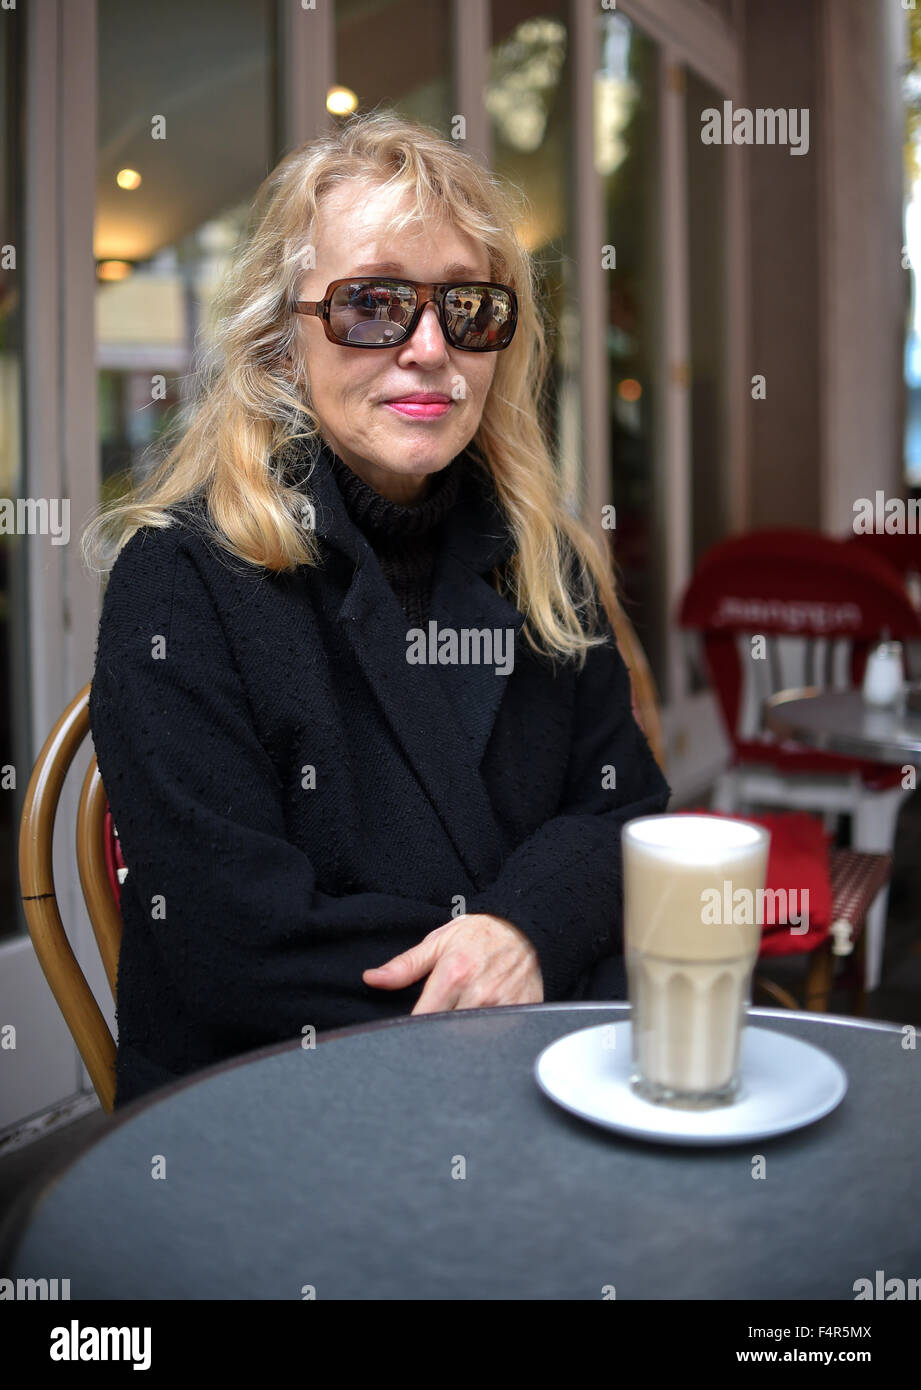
326, 279, 515, 348
444, 285, 514, 348
329, 280, 417, 345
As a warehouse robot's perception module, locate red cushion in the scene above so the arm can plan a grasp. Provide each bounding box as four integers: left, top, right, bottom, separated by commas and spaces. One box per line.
677, 809, 832, 956
103, 805, 125, 913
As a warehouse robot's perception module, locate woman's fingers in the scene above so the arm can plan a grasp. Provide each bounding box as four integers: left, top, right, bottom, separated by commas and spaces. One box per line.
362, 944, 432, 989
410, 945, 482, 1014
362, 922, 452, 990
365, 915, 543, 1011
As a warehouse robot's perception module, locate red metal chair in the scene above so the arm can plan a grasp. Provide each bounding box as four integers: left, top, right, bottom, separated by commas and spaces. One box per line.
678, 529, 921, 990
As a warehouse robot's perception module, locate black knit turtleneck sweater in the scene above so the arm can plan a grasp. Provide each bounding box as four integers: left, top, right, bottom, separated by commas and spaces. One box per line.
326, 450, 463, 628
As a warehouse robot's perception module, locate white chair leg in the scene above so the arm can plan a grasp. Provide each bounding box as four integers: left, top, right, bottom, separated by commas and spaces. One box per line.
851, 785, 909, 991
862, 886, 890, 994
852, 786, 909, 855
711, 769, 738, 814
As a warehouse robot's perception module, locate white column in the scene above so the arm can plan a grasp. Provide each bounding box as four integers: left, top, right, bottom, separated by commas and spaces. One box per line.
570, 0, 610, 542
659, 54, 692, 706
819, 0, 907, 533
451, 0, 491, 167
278, 0, 335, 150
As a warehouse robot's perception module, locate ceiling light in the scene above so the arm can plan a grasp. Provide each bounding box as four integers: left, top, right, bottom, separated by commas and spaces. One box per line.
97, 260, 134, 281
327, 86, 358, 116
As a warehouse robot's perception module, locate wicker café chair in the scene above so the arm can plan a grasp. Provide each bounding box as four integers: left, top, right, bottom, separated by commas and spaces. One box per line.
18, 681, 123, 1113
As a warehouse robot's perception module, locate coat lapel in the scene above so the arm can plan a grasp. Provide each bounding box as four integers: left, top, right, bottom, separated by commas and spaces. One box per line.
426, 480, 527, 767
300, 442, 524, 889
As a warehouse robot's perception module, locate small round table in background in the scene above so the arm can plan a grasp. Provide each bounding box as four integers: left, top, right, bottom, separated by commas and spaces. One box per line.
1, 1004, 917, 1300
764, 687, 921, 766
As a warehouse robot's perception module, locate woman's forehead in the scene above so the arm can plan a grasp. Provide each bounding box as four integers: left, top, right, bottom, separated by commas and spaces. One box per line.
314, 182, 488, 269
318, 178, 431, 226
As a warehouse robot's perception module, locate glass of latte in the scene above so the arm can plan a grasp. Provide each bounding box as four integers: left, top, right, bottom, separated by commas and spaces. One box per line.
622, 814, 770, 1108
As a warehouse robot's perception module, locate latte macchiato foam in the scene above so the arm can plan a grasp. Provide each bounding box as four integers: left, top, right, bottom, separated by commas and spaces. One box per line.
623, 816, 769, 1097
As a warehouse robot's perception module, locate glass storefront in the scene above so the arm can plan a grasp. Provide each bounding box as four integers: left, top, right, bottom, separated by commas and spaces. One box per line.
95, 0, 275, 503
336, 0, 453, 133
489, 3, 575, 502
597, 10, 662, 685
686, 67, 728, 568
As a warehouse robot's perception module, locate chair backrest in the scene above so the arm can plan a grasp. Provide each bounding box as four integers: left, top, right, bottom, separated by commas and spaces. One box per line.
678, 529, 921, 745
18, 681, 123, 1113
609, 597, 667, 774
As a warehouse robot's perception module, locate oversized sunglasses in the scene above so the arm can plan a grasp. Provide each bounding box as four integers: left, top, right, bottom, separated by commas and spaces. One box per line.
292, 277, 518, 351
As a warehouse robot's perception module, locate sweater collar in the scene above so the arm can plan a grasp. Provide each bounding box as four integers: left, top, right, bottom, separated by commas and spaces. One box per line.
326, 447, 463, 544
291, 436, 516, 576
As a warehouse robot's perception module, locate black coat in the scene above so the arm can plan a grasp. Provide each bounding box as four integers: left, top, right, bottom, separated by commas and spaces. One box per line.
89, 444, 670, 1106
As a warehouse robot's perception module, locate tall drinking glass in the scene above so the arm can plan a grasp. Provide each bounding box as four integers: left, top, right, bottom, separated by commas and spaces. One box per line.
623, 814, 770, 1107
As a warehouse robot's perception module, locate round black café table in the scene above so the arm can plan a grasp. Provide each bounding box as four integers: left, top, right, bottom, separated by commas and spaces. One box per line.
2, 1003, 918, 1300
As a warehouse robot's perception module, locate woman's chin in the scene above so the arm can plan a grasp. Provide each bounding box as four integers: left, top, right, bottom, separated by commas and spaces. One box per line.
378, 433, 460, 472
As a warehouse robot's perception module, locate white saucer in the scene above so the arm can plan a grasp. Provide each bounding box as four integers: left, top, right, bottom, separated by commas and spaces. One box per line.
534, 1022, 847, 1145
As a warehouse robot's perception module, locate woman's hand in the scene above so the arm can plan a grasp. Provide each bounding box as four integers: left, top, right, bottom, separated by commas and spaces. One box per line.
363, 914, 544, 1014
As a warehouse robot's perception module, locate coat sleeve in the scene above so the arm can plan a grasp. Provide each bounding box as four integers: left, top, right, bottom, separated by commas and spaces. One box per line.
464, 618, 671, 999
89, 528, 450, 1046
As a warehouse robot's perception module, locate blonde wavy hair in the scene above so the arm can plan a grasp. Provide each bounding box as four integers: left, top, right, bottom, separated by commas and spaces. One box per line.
81, 109, 621, 666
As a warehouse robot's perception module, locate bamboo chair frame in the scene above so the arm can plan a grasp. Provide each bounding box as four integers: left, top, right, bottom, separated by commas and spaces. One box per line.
18, 681, 121, 1113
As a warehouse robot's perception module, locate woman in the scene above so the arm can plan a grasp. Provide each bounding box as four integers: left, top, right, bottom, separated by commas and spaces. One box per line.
83, 111, 670, 1108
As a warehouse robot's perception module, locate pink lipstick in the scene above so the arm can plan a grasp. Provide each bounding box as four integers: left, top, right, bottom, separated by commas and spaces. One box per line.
383, 393, 452, 420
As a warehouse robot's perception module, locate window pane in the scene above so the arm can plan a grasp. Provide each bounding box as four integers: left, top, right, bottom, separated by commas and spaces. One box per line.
598, 12, 662, 688
489, 4, 574, 499
96, 0, 275, 501
0, 5, 27, 942
336, 0, 452, 133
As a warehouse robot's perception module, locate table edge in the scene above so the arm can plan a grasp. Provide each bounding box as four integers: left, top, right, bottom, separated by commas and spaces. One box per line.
0, 1003, 906, 1278
764, 689, 920, 764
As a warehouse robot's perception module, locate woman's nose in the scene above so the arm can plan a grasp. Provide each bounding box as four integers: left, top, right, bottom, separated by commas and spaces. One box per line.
403, 301, 449, 357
